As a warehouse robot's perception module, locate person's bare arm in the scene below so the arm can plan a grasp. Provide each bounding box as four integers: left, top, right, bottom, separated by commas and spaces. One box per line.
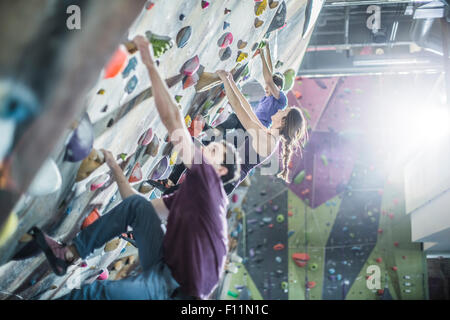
102, 149, 138, 200
260, 45, 281, 99
134, 36, 195, 168
150, 198, 170, 221
218, 71, 276, 157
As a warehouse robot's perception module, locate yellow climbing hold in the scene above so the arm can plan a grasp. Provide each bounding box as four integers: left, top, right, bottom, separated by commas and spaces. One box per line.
104, 238, 121, 252
170, 151, 178, 165
185, 115, 192, 127
236, 52, 248, 62
0, 212, 18, 247
255, 0, 268, 16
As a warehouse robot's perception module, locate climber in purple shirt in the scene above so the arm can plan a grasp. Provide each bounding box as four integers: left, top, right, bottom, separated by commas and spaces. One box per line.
31, 36, 241, 300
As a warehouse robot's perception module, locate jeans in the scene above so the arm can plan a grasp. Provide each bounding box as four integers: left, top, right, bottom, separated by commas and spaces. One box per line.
59, 195, 181, 300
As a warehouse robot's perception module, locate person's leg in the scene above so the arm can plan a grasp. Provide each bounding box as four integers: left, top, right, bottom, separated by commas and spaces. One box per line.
168, 162, 186, 184
58, 262, 179, 300
73, 194, 164, 270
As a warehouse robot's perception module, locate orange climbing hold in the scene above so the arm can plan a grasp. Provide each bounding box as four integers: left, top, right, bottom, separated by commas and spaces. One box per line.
292, 253, 310, 268
273, 243, 285, 251
188, 115, 206, 137
103, 47, 127, 79
294, 91, 302, 99
81, 208, 100, 230
145, 1, 155, 10
288, 211, 293, 217
305, 174, 312, 181
128, 163, 143, 183
307, 281, 316, 289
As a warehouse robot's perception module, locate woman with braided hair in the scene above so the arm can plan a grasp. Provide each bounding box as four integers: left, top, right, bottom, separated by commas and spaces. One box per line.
215, 70, 308, 193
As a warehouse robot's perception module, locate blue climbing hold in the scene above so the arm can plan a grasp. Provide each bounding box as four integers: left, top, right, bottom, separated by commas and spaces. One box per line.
120, 247, 126, 254
125, 75, 138, 94
329, 268, 336, 274
223, 21, 230, 30
288, 230, 295, 238
337, 274, 342, 281
342, 226, 348, 232
122, 57, 138, 78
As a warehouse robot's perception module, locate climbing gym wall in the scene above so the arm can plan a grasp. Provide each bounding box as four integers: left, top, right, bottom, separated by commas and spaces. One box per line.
221, 74, 432, 300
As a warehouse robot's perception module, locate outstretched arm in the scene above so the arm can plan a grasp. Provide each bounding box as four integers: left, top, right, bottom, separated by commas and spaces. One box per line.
260, 44, 281, 99
102, 149, 138, 200
134, 36, 195, 168
218, 71, 276, 158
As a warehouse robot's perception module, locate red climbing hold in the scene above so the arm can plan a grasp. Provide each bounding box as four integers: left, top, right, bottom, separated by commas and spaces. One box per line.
180, 55, 200, 76
307, 281, 316, 289
104, 47, 127, 79
292, 253, 309, 268
288, 211, 293, 216
392, 266, 398, 271
402, 256, 407, 260
128, 163, 143, 183
232, 194, 238, 203
366, 275, 371, 280
295, 76, 302, 81
218, 32, 233, 48
376, 257, 382, 263
377, 228, 383, 234
187, 115, 206, 137
201, 1, 209, 9
388, 213, 394, 220
288, 160, 293, 169
145, 1, 155, 10
273, 243, 285, 251
393, 198, 399, 205
377, 289, 384, 295
268, 224, 274, 228
138, 128, 154, 146
183, 74, 199, 89
394, 241, 399, 247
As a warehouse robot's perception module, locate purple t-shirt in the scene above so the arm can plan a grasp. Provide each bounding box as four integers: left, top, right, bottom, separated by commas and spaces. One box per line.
254, 91, 287, 128
162, 148, 228, 299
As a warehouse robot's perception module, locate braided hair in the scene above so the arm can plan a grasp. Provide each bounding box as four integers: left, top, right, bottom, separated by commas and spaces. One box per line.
277, 107, 308, 182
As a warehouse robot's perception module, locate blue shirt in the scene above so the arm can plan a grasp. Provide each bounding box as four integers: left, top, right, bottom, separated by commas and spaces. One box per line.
254, 91, 288, 128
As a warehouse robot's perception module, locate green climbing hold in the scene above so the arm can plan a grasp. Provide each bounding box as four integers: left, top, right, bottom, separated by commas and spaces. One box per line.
310, 263, 318, 271
283, 69, 295, 91
281, 281, 288, 290
301, 108, 311, 120
258, 40, 267, 49
321, 154, 328, 166
227, 290, 239, 298
294, 170, 306, 184
119, 153, 127, 161
277, 214, 285, 223
175, 95, 182, 103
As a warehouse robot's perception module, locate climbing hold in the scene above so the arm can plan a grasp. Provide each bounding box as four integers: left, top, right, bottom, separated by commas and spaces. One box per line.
307, 281, 316, 289
329, 268, 336, 275
125, 75, 138, 94
97, 89, 105, 95
105, 238, 121, 252
80, 262, 87, 268
227, 290, 238, 298
151, 156, 169, 180
138, 128, 154, 146
182, 73, 199, 89
180, 55, 200, 76
254, 18, 264, 28
28, 158, 62, 196
272, 205, 279, 211
223, 21, 230, 30
288, 230, 295, 238
378, 228, 383, 234
337, 274, 342, 281
65, 113, 94, 162
81, 208, 100, 230
288, 211, 293, 217
276, 214, 284, 223
377, 289, 384, 296
266, 1, 286, 33
97, 269, 109, 280
175, 95, 183, 103
294, 170, 306, 184
128, 163, 143, 183
114, 260, 124, 271
392, 266, 398, 271
262, 217, 272, 223
169, 150, 178, 166
388, 213, 394, 219
283, 69, 296, 91
321, 154, 328, 166
0, 212, 18, 247
294, 91, 302, 99
90, 174, 109, 191
275, 60, 284, 69
139, 182, 153, 194
201, 1, 210, 9
376, 257, 382, 263
219, 47, 231, 61
176, 26, 192, 48
237, 40, 248, 50
179, 14, 185, 21
273, 243, 285, 251
236, 51, 248, 62
232, 194, 238, 203
224, 8, 231, 14
145, 1, 154, 10
122, 56, 138, 78
106, 118, 114, 128
217, 32, 233, 48
255, 0, 268, 16
269, 0, 279, 9
103, 47, 127, 79
394, 241, 399, 247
